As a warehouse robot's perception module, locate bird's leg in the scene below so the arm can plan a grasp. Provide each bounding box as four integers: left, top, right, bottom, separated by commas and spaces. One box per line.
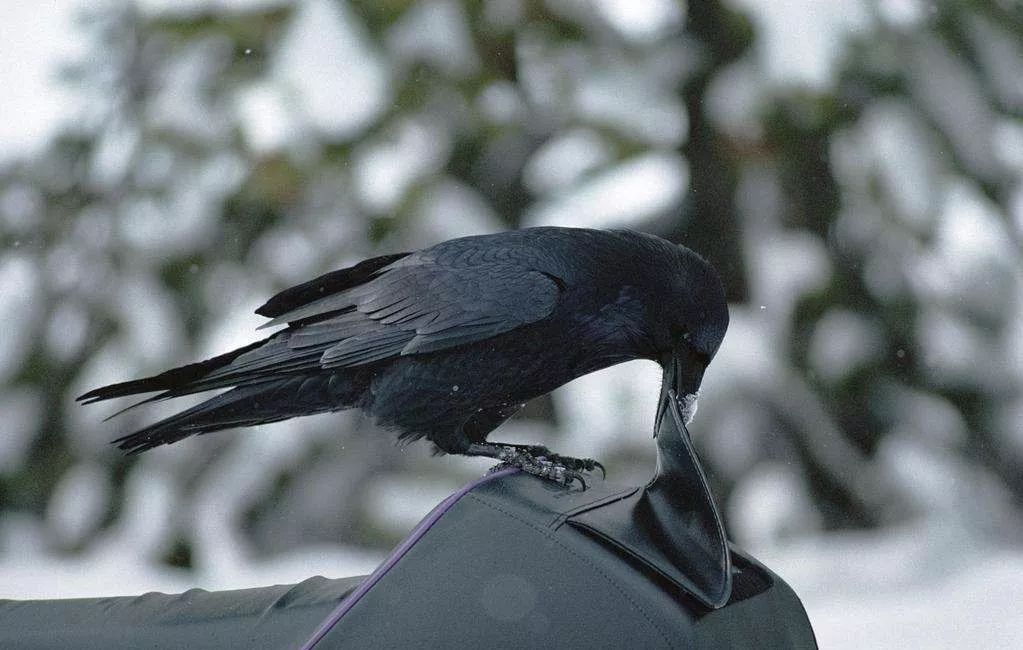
466, 443, 586, 488
497, 443, 605, 478
463, 443, 604, 489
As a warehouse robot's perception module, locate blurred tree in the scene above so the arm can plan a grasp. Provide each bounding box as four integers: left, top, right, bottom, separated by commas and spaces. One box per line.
0, 0, 1020, 582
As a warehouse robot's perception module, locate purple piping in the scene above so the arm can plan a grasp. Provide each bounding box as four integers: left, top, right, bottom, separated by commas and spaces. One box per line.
300, 467, 519, 650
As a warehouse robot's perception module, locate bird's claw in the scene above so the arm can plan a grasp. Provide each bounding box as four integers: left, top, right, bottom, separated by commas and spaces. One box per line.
531, 447, 605, 480
493, 445, 602, 489
563, 456, 605, 479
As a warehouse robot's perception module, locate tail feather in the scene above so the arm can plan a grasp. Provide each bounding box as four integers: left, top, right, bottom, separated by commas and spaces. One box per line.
77, 339, 267, 405
113, 374, 342, 454
81, 329, 374, 453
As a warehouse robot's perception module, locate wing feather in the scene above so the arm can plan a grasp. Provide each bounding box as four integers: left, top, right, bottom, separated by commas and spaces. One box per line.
254, 244, 564, 370
321, 329, 416, 367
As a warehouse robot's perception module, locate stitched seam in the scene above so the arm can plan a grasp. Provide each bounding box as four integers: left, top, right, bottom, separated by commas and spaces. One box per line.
476, 488, 638, 531
465, 494, 676, 649
558, 487, 638, 517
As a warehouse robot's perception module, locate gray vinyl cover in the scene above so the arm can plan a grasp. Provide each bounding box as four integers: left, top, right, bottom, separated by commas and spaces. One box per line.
0, 470, 817, 649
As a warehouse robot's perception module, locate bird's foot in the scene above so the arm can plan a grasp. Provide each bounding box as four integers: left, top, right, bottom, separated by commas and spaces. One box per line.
505, 444, 606, 479
466, 443, 604, 489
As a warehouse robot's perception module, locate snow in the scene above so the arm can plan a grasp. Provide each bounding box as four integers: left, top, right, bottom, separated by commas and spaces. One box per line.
916, 309, 996, 390
234, 81, 299, 154
353, 119, 450, 214
386, 0, 480, 77
881, 384, 967, 448
116, 182, 219, 259
148, 38, 233, 143
201, 299, 274, 359
274, 0, 391, 142
250, 228, 320, 285
0, 500, 383, 599
761, 519, 1023, 650
0, 1, 83, 165
806, 309, 883, 383
744, 230, 833, 340
992, 118, 1023, 172
592, 0, 685, 43
993, 398, 1023, 464
729, 462, 823, 543
110, 275, 186, 365
363, 476, 464, 537
705, 60, 768, 140
524, 151, 688, 228
408, 179, 505, 242
573, 60, 689, 146
908, 35, 1001, 180
45, 301, 91, 362
935, 182, 1016, 264
1012, 185, 1023, 238
46, 462, 112, 548
134, 0, 291, 17
550, 359, 662, 458
0, 255, 43, 383
476, 81, 526, 125
0, 184, 44, 234
728, 0, 869, 89
876, 0, 930, 29
233, 0, 400, 155
88, 122, 140, 190
859, 100, 944, 227
522, 128, 614, 195
0, 388, 42, 474
700, 403, 764, 480
967, 14, 1023, 112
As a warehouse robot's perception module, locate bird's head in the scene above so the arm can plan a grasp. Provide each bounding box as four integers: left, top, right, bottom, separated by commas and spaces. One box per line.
654, 246, 729, 434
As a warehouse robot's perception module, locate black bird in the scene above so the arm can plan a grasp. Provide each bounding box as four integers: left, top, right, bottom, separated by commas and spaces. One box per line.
79, 227, 728, 485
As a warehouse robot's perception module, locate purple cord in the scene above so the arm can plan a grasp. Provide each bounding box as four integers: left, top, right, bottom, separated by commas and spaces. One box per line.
299, 467, 519, 650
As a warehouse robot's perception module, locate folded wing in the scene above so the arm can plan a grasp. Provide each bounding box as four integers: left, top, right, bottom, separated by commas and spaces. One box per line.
262, 251, 563, 368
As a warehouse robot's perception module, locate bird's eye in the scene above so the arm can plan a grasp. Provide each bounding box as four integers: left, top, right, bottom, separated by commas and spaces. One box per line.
681, 331, 692, 342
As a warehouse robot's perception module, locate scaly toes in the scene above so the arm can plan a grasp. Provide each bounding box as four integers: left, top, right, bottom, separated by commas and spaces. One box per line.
483, 444, 604, 488
494, 450, 586, 489
541, 453, 606, 479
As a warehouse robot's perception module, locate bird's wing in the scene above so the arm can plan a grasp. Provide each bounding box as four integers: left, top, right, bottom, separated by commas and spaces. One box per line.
259, 248, 564, 368
255, 252, 410, 318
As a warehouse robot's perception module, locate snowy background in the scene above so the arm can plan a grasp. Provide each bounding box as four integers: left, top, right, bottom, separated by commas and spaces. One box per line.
1, 0, 1022, 647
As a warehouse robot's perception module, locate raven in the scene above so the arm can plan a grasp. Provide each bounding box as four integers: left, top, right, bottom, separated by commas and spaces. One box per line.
79, 227, 728, 485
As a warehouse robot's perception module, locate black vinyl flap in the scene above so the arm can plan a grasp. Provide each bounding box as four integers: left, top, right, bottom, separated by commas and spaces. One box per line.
566, 391, 732, 608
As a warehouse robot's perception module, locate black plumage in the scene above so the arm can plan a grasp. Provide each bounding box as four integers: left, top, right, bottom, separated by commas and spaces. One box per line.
79, 227, 728, 482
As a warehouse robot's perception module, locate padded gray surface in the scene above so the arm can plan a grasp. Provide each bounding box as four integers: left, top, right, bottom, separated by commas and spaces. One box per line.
0, 472, 816, 650
0, 575, 362, 650
317, 472, 817, 649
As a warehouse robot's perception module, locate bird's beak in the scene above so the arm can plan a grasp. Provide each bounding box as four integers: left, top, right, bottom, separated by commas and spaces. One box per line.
655, 345, 706, 436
